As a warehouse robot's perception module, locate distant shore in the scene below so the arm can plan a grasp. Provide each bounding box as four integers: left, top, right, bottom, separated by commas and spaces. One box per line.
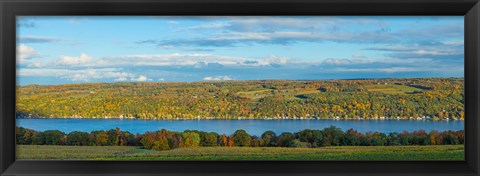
16, 78, 465, 121
15, 115, 462, 121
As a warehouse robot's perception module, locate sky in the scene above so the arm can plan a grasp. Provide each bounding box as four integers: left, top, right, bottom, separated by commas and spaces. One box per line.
16, 16, 464, 85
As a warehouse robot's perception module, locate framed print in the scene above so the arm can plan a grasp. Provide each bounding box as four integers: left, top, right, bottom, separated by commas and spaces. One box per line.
1, 0, 480, 176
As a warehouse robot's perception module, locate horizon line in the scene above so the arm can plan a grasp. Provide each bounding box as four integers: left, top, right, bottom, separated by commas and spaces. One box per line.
16, 76, 465, 87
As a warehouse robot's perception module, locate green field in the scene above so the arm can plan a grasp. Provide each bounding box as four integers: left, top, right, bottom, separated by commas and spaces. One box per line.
365, 84, 425, 94
17, 145, 464, 160
236, 88, 322, 102
236, 89, 274, 102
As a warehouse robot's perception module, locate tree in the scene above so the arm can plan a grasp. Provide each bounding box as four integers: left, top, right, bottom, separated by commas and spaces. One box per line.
260, 131, 277, 147
151, 140, 169, 150
277, 132, 294, 147
16, 127, 37, 145
386, 132, 400, 146
107, 127, 124, 146
201, 132, 218, 147
233, 129, 251, 147
66, 131, 89, 146
250, 136, 260, 147
443, 132, 460, 145
296, 129, 324, 147
182, 132, 200, 147
168, 132, 185, 148
90, 131, 109, 146
342, 128, 360, 146
141, 129, 172, 150
40, 130, 66, 145
322, 126, 345, 146
227, 135, 235, 147
218, 134, 228, 146
371, 132, 386, 146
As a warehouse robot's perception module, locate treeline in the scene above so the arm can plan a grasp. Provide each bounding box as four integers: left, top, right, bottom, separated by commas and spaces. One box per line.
16, 78, 464, 120
16, 126, 465, 151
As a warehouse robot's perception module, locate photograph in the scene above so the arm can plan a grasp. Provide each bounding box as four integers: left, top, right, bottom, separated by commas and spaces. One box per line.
15, 16, 465, 161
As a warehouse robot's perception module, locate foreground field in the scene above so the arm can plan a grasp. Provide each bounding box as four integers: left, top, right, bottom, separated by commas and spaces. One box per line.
17, 145, 464, 160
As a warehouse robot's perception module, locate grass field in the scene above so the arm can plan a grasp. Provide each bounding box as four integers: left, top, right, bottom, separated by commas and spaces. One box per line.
16, 145, 464, 161
365, 84, 425, 94
236, 89, 274, 102
236, 88, 323, 102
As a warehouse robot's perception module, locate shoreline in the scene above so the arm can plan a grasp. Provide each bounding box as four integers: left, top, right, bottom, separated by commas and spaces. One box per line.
15, 116, 463, 121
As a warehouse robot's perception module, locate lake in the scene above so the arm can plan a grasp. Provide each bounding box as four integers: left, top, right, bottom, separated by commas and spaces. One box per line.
16, 118, 465, 136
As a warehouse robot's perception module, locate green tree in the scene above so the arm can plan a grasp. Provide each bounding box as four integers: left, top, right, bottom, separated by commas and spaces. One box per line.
200, 132, 218, 147
16, 127, 38, 145
66, 131, 89, 146
182, 132, 200, 147
40, 130, 66, 145
296, 129, 324, 147
276, 132, 294, 147
90, 130, 110, 146
151, 140, 169, 150
261, 131, 277, 147
322, 126, 345, 146
233, 129, 251, 147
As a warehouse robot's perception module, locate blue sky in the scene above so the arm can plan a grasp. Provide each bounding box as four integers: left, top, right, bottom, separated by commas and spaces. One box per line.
16, 16, 464, 85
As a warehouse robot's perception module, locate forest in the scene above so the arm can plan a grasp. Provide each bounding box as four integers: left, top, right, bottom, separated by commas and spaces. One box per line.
16, 78, 464, 120
16, 126, 465, 151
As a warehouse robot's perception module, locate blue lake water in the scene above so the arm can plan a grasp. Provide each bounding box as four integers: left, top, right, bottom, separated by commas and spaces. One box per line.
16, 118, 465, 136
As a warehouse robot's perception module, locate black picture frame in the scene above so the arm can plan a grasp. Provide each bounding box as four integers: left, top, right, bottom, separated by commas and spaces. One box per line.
1, 0, 479, 175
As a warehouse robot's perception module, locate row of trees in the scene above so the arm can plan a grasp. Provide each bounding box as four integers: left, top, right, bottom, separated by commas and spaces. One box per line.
16, 126, 465, 151
16, 78, 464, 120
16, 127, 142, 146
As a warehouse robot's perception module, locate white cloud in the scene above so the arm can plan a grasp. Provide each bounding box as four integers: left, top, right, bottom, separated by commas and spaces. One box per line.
17, 36, 59, 43
16, 44, 39, 62
322, 58, 352, 65
55, 53, 93, 66
65, 69, 134, 82
334, 67, 416, 73
322, 58, 434, 66
203, 76, 232, 81
157, 30, 398, 47
18, 35, 79, 45
184, 16, 387, 33
257, 55, 289, 66
18, 68, 146, 82
131, 75, 148, 82
18, 68, 71, 77
440, 40, 463, 46
97, 53, 292, 68
186, 22, 230, 30
22, 53, 295, 74
413, 49, 454, 56
366, 42, 463, 59
367, 45, 416, 51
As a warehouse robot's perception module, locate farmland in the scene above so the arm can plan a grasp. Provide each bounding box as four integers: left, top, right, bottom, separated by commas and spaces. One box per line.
364, 84, 425, 94
16, 145, 464, 160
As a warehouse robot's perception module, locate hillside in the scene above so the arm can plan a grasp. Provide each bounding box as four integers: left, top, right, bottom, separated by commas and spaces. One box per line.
16, 78, 464, 120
